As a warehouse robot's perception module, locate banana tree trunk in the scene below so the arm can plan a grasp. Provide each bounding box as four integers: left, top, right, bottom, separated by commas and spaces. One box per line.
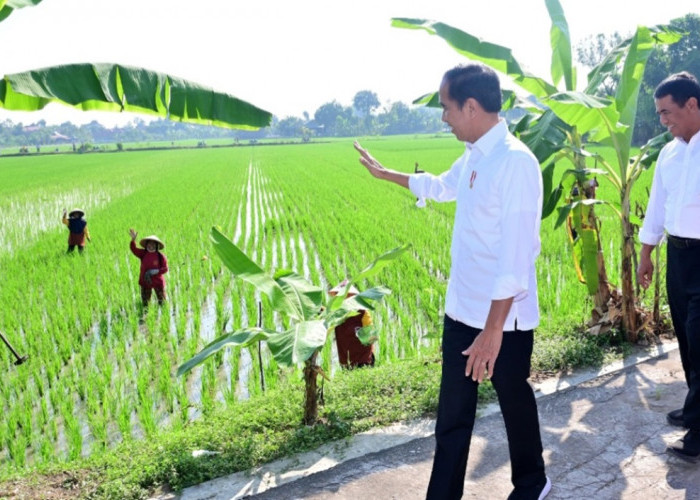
594, 245, 612, 310
590, 206, 611, 310
621, 196, 639, 341
303, 351, 320, 425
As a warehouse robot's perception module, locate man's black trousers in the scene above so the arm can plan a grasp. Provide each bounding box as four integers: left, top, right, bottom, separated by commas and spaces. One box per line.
667, 242, 700, 430
426, 315, 546, 499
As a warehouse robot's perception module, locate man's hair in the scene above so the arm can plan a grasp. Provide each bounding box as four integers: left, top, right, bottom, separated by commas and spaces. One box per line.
654, 71, 700, 107
442, 64, 502, 112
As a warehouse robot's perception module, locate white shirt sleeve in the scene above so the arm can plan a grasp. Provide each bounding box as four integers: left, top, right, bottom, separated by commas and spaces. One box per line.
638, 149, 667, 246
491, 154, 542, 301
408, 150, 467, 205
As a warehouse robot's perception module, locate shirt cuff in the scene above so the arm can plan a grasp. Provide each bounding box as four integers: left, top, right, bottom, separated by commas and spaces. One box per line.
491, 274, 528, 302
638, 229, 664, 246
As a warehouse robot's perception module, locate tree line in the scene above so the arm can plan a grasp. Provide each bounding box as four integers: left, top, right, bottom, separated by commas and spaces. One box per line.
0, 91, 445, 150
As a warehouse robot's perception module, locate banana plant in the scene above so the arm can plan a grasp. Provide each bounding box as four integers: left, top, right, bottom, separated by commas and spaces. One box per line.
393, 0, 682, 340
178, 227, 410, 425
0, 1, 271, 130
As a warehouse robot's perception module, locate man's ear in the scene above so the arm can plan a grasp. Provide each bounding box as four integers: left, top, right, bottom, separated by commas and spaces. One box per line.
465, 97, 478, 116
688, 96, 700, 111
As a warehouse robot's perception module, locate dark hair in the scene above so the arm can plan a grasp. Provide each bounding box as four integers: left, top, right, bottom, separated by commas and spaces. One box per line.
654, 71, 700, 107
442, 64, 502, 112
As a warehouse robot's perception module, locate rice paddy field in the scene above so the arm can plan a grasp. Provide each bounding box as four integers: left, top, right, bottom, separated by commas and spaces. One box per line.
0, 134, 657, 474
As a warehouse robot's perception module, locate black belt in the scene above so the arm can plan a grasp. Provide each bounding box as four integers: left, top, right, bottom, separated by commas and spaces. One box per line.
668, 235, 700, 248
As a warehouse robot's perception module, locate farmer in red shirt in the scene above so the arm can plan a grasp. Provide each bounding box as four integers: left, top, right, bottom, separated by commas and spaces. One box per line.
129, 228, 168, 306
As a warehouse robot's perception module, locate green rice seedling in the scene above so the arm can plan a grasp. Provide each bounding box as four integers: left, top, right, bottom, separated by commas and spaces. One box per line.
39, 434, 54, 464
86, 399, 107, 454
136, 389, 156, 438
8, 433, 26, 468
116, 395, 133, 442
158, 362, 175, 414
61, 402, 82, 461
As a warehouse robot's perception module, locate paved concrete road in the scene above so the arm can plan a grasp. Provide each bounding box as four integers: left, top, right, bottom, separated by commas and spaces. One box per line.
170, 344, 700, 500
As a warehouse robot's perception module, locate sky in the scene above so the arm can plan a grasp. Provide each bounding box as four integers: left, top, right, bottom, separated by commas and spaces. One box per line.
0, 0, 698, 127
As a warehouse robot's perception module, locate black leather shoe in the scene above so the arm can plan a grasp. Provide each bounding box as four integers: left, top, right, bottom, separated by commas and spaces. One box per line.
667, 408, 686, 428
667, 429, 700, 463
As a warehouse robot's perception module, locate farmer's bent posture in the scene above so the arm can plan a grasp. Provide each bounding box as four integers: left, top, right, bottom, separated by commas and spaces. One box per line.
355, 63, 550, 499
329, 280, 375, 368
62, 208, 91, 253
129, 228, 168, 306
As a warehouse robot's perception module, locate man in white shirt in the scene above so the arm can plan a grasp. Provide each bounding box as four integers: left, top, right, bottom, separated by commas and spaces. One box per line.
638, 71, 700, 462
355, 64, 550, 500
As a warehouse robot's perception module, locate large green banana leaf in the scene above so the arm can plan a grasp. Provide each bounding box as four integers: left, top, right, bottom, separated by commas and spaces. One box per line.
266, 320, 328, 366
0, 63, 272, 130
349, 244, 411, 287
511, 109, 570, 164
211, 227, 311, 320
391, 18, 557, 99
176, 327, 269, 376
544, 0, 575, 91
327, 244, 410, 312
325, 286, 393, 330
177, 318, 329, 373
274, 270, 323, 321
0, 0, 42, 23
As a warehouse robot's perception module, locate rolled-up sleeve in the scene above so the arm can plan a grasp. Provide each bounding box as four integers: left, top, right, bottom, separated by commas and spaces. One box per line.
408, 151, 466, 205
491, 155, 542, 302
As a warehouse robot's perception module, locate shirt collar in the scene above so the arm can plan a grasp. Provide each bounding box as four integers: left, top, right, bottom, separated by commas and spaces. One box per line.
465, 118, 508, 157
688, 128, 700, 146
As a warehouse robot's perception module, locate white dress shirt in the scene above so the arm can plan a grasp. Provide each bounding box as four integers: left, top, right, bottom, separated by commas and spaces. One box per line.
409, 119, 543, 330
639, 129, 700, 245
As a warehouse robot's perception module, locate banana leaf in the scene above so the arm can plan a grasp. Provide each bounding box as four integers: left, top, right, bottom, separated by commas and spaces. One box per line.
274, 270, 323, 321
266, 320, 328, 366
327, 244, 410, 312
211, 227, 303, 319
544, 0, 575, 90
0, 63, 272, 130
391, 18, 557, 99
176, 327, 269, 376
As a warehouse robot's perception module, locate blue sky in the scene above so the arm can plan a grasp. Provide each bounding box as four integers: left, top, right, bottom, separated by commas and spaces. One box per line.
0, 0, 698, 126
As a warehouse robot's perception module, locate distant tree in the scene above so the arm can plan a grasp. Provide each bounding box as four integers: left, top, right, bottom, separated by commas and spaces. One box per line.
314, 101, 352, 136
276, 116, 305, 137
378, 102, 440, 135
352, 90, 380, 117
